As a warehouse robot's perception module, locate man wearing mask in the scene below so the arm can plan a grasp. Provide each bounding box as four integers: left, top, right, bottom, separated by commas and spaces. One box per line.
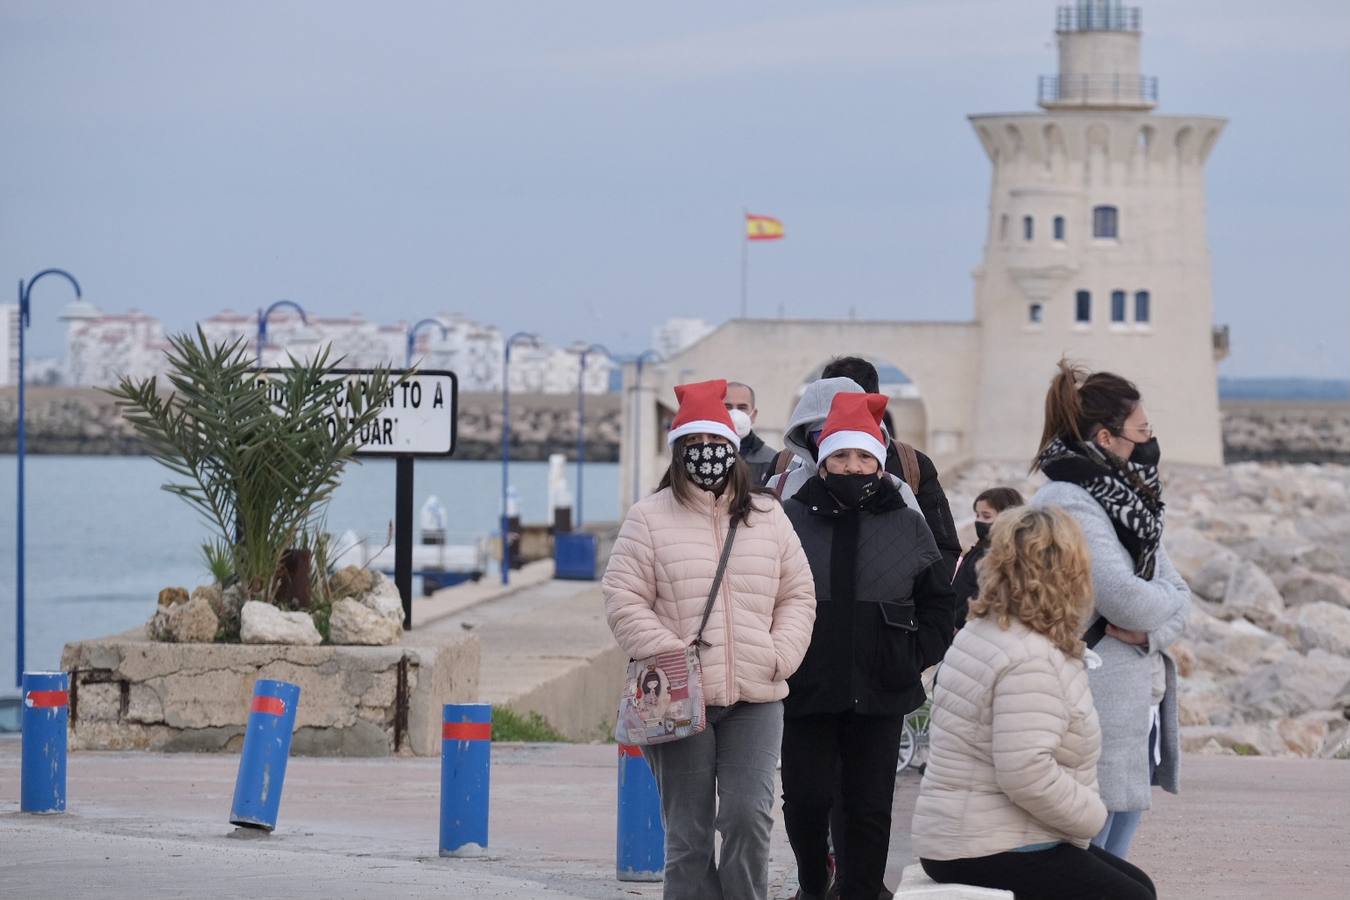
726, 381, 779, 487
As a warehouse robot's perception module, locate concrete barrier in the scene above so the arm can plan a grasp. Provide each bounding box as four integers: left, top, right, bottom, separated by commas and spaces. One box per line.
60, 629, 479, 756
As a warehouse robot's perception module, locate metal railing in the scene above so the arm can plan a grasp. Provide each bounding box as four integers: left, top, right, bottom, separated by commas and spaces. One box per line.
1056, 3, 1141, 32
1038, 74, 1158, 105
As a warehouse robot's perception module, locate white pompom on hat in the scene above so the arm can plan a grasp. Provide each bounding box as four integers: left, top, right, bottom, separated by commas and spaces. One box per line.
666, 379, 741, 450
816, 392, 888, 465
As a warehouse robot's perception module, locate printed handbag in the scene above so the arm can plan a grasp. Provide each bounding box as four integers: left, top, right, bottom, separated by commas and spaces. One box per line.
613, 520, 738, 746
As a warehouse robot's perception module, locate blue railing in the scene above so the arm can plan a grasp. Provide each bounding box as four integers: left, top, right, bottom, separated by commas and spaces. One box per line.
1056, 3, 1141, 32
1038, 74, 1158, 105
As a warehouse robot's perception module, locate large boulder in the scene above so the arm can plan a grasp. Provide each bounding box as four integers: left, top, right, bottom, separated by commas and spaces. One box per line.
168, 595, 219, 643
1181, 715, 1337, 757
240, 600, 322, 646
328, 598, 402, 646
1291, 601, 1350, 657
1278, 568, 1350, 610
1189, 615, 1289, 678
1233, 649, 1350, 720
1165, 528, 1241, 601
361, 575, 405, 624
1220, 561, 1285, 627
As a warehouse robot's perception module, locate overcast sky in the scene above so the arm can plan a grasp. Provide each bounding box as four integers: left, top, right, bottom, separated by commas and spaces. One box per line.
3, 1, 1346, 377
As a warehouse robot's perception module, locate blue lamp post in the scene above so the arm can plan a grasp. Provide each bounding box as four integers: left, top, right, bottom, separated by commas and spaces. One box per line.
500, 331, 539, 584
574, 344, 610, 529
630, 350, 663, 508
14, 268, 82, 688
255, 300, 309, 367
406, 318, 450, 368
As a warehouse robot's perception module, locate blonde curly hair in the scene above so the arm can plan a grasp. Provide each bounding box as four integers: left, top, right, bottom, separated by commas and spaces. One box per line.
968, 506, 1094, 658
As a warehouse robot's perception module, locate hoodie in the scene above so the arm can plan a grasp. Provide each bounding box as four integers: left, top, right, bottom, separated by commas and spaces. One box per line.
768, 377, 921, 510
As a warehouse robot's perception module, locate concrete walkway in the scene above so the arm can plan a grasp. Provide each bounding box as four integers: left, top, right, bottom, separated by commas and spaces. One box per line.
2, 742, 1347, 899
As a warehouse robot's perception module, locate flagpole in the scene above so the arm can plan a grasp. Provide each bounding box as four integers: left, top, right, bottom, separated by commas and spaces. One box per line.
740, 208, 748, 318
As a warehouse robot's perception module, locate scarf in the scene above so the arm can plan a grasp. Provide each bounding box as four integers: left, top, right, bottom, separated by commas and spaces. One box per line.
1038, 436, 1164, 579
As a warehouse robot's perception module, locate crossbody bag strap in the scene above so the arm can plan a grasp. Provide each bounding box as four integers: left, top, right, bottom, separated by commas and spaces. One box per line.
1083, 615, 1109, 649
694, 519, 739, 647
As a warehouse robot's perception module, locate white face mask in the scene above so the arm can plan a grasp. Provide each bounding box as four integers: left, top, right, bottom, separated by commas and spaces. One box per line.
728, 409, 753, 440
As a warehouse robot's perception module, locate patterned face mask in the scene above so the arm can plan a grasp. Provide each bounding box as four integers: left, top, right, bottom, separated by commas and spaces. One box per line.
684, 441, 737, 491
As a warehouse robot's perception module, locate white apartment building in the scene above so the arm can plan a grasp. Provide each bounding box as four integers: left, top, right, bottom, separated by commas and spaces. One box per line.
61, 304, 167, 387
652, 318, 715, 360
0, 304, 18, 386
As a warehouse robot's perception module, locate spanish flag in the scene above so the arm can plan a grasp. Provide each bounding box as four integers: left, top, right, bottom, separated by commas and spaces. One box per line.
745, 213, 785, 241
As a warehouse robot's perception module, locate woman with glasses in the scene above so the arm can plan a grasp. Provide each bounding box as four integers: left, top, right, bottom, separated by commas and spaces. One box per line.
1027, 360, 1191, 859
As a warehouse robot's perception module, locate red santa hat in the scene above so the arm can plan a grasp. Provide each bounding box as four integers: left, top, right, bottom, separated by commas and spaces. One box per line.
816, 392, 888, 465
666, 379, 741, 449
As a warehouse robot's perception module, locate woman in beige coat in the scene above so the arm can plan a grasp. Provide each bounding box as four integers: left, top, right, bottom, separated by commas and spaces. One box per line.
604, 379, 816, 900
911, 507, 1156, 899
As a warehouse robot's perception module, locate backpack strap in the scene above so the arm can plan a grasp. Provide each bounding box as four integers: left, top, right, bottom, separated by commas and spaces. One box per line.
895, 440, 921, 495
771, 449, 794, 499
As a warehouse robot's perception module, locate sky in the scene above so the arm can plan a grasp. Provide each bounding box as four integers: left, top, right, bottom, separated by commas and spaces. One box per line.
2, 0, 1347, 378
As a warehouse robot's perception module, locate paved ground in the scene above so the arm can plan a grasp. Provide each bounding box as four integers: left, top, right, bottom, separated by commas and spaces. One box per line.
1, 740, 1346, 899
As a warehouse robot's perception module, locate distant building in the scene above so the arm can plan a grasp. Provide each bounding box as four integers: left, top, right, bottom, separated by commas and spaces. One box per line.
0, 304, 18, 386
652, 318, 715, 359
61, 302, 167, 387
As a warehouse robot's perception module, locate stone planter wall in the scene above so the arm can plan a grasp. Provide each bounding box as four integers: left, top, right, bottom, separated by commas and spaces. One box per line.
60, 629, 479, 757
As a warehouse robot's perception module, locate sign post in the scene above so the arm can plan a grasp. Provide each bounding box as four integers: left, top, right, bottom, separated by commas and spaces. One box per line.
258, 368, 458, 629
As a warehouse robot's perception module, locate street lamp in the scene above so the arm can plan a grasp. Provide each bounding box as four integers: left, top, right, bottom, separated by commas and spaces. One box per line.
500, 331, 539, 584
574, 343, 610, 529
406, 318, 450, 368
14, 268, 82, 688
256, 300, 309, 367
631, 350, 663, 507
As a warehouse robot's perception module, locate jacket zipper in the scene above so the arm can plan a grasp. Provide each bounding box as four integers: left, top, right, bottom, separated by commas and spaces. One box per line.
713, 505, 736, 704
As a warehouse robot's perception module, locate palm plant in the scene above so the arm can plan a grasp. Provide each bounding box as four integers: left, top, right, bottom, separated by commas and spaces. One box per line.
107, 327, 400, 605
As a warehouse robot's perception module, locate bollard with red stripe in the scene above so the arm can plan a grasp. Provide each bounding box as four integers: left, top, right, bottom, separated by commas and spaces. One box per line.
20, 671, 70, 814
439, 703, 492, 856
229, 678, 301, 832
616, 743, 664, 882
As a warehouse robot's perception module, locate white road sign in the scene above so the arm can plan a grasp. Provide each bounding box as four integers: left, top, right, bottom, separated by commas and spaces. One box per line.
259, 368, 458, 457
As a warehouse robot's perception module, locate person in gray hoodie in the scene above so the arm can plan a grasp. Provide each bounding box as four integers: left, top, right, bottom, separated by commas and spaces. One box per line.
768, 377, 920, 511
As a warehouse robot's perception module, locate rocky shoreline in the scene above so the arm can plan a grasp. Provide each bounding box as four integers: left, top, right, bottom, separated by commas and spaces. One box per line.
948, 460, 1350, 760
0, 387, 623, 461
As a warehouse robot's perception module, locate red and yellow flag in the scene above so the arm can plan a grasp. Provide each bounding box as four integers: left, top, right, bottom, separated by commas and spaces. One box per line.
745, 213, 785, 241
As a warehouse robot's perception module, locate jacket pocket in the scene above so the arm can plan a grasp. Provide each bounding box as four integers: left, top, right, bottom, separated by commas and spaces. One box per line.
872, 600, 921, 692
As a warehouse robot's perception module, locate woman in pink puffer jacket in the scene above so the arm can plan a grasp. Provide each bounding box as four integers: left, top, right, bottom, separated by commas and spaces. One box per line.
604, 379, 816, 900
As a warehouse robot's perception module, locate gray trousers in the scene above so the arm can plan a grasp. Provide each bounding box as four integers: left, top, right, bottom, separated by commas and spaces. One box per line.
642, 701, 784, 900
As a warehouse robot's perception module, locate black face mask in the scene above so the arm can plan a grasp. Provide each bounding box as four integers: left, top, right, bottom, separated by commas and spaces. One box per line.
1129, 437, 1161, 467
684, 441, 736, 492
974, 520, 992, 543
823, 472, 881, 509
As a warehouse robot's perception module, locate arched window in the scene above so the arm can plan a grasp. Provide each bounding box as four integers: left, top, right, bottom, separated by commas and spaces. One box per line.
1111, 290, 1127, 322
1135, 291, 1151, 323
1029, 303, 1044, 324
1093, 205, 1119, 239
1075, 290, 1091, 323
1023, 216, 1034, 241
1053, 216, 1065, 241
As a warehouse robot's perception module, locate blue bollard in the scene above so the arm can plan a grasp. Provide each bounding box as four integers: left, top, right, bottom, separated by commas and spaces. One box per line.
439, 703, 492, 856
616, 743, 664, 882
229, 679, 300, 832
20, 671, 70, 814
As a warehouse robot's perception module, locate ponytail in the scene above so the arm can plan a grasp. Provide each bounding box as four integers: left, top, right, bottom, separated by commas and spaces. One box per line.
1032, 357, 1141, 471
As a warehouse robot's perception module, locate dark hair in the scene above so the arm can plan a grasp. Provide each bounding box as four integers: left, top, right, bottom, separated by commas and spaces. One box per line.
641, 671, 661, 695
1033, 358, 1141, 469
820, 356, 879, 394
657, 436, 773, 525
975, 487, 1025, 513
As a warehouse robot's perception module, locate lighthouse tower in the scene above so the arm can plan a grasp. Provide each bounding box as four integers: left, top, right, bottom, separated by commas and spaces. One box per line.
969, 1, 1228, 466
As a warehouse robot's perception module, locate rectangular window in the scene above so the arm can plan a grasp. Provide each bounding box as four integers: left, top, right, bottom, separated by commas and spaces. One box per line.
1075, 290, 1091, 323
1053, 216, 1065, 241
1111, 290, 1127, 322
1000, 214, 1009, 241
1135, 290, 1151, 323
1029, 303, 1043, 324
1023, 216, 1034, 241
1093, 205, 1118, 239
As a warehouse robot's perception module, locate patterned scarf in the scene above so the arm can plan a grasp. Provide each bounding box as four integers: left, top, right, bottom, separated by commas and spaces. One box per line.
1037, 436, 1164, 579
